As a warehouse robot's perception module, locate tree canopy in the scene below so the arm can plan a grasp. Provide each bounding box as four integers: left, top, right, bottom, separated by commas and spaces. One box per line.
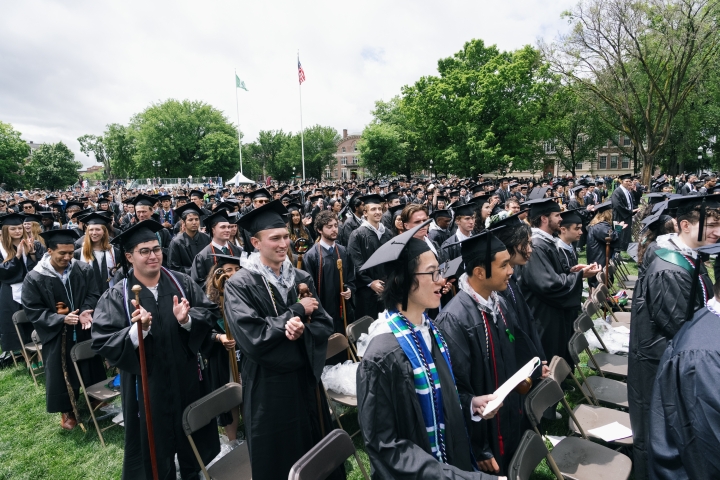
0, 121, 30, 190
25, 142, 81, 191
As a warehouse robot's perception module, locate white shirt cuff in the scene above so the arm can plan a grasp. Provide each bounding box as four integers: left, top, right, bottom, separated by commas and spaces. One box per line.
130, 322, 150, 348
470, 399, 482, 422
180, 316, 192, 331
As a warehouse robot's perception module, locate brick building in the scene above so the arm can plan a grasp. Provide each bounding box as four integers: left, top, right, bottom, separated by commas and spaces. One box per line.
329, 129, 364, 181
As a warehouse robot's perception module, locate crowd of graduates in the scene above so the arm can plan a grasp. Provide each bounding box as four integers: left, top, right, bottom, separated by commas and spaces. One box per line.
1, 169, 719, 479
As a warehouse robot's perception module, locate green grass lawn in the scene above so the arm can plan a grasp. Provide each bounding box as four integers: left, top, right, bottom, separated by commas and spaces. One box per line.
0, 252, 637, 479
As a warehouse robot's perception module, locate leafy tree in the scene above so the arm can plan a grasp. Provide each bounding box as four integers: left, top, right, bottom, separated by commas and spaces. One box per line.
542, 0, 720, 184
77, 134, 109, 178
25, 142, 81, 190
103, 123, 137, 179
277, 125, 339, 181
0, 121, 30, 190
130, 99, 241, 180
253, 130, 291, 179
359, 123, 407, 177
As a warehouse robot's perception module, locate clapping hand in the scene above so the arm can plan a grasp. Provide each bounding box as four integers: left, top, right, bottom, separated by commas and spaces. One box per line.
79, 309, 94, 330
172, 295, 190, 325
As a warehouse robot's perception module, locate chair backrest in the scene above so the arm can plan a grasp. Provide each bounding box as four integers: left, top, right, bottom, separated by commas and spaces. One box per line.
524, 378, 565, 429
507, 430, 551, 480
346, 316, 373, 344
583, 297, 601, 318
288, 429, 356, 480
12, 309, 29, 325
70, 340, 97, 363
31, 330, 41, 345
567, 332, 589, 365
595, 271, 604, 286
325, 333, 350, 360
574, 313, 594, 333
182, 383, 243, 435
548, 355, 571, 384
596, 284, 612, 299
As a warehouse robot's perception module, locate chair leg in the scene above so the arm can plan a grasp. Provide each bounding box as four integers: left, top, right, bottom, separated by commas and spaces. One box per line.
353, 451, 371, 480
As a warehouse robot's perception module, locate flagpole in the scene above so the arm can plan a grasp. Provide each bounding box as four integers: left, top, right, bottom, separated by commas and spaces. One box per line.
235, 68, 243, 174
298, 51, 306, 182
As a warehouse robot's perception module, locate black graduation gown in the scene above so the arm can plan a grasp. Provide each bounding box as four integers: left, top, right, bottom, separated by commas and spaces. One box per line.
516, 233, 583, 370
73, 247, 121, 295
338, 213, 362, 247
190, 242, 240, 288
428, 227, 451, 247
441, 233, 462, 261
648, 307, 720, 480
357, 331, 495, 479
168, 231, 211, 275
302, 243, 356, 364
498, 276, 546, 369
22, 261, 105, 413
223, 268, 343, 480
380, 209, 394, 231
628, 251, 711, 480
0, 243, 44, 352
347, 225, 394, 320
90, 270, 219, 480
586, 221, 620, 287
610, 187, 634, 251
638, 240, 660, 277
436, 292, 523, 474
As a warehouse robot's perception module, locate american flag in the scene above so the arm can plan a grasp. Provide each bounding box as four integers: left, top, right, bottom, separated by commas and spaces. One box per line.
298, 58, 306, 85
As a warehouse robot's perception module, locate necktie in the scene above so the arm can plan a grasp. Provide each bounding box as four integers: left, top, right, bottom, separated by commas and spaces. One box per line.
221, 246, 229, 255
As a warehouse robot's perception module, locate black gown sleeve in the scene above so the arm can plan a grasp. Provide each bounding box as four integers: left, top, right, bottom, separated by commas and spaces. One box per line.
90, 287, 142, 374
646, 270, 695, 339
22, 274, 65, 344
521, 243, 583, 309
348, 230, 374, 287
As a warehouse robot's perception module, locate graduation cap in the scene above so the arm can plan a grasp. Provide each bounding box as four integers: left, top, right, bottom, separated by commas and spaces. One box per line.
527, 186, 551, 200
189, 190, 205, 199
203, 209, 231, 230
645, 192, 669, 204
431, 209, 452, 220
447, 227, 507, 278
250, 188, 272, 201
80, 212, 113, 226
286, 202, 303, 213
96, 196, 110, 204
440, 256, 464, 280
131, 194, 158, 208
560, 209, 583, 226
487, 210, 528, 229
470, 184, 486, 195
388, 204, 404, 217
209, 254, 242, 267
452, 203, 476, 218
0, 213, 27, 226
640, 212, 673, 234
384, 191, 400, 202
435, 195, 449, 204
360, 219, 433, 273
359, 194, 384, 205
593, 200, 613, 214
39, 229, 81, 247
213, 201, 238, 213
22, 213, 42, 223
524, 197, 561, 219
174, 202, 204, 221
18, 199, 37, 208
570, 185, 585, 194
236, 200, 289, 253
618, 173, 632, 181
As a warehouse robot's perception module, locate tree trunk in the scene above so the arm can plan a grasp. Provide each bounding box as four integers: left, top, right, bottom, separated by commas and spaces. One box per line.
641, 152, 654, 186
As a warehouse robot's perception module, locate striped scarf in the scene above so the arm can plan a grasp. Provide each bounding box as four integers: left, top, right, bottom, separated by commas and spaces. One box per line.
386, 310, 456, 463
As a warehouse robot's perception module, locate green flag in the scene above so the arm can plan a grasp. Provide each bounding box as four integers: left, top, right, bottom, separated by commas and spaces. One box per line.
236, 74, 248, 91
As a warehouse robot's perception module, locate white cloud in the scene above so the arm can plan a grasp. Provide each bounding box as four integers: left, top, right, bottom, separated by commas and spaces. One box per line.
0, 0, 575, 169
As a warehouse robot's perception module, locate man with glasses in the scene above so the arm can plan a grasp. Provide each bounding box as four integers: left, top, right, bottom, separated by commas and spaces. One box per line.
131, 195, 171, 267
19, 199, 37, 214
90, 220, 221, 479
191, 210, 240, 288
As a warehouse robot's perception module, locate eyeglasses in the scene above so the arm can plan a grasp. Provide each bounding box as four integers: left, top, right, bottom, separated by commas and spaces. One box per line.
134, 246, 163, 258
23, 205, 33, 210
414, 267, 447, 282
255, 198, 270, 205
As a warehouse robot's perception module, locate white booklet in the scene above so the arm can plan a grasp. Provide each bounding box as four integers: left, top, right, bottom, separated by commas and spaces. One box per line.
588, 421, 633, 442
483, 357, 541, 415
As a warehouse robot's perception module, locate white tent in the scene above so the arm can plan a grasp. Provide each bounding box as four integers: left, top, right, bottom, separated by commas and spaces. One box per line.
226, 171, 254, 185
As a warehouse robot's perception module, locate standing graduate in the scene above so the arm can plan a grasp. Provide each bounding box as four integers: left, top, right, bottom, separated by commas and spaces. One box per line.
515, 199, 599, 376
628, 195, 720, 480
610, 173, 637, 251
436, 230, 532, 475
131, 195, 172, 267
302, 210, 355, 364
190, 209, 240, 288
0, 213, 45, 360
428, 209, 453, 246
585, 202, 625, 288
442, 203, 477, 261
223, 201, 341, 480
90, 220, 220, 480
347, 194, 394, 321
648, 244, 720, 479
73, 213, 120, 295
337, 194, 363, 247
356, 221, 503, 480
167, 203, 211, 275
22, 229, 105, 430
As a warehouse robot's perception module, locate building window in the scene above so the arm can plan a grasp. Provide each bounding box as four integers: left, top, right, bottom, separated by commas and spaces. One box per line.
341, 168, 347, 179
544, 141, 555, 154
341, 157, 347, 165
599, 155, 607, 169
352, 156, 358, 165
575, 162, 583, 170
353, 143, 357, 152
342, 147, 346, 153
610, 155, 618, 169
621, 156, 630, 169
623, 136, 631, 146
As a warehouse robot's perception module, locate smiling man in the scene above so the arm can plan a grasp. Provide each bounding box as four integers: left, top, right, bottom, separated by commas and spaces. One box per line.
91, 220, 220, 480
190, 209, 239, 288
223, 200, 340, 480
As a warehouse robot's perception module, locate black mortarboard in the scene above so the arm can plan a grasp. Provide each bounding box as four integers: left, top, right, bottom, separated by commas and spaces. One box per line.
452, 203, 476, 217
645, 192, 668, 204
359, 194, 383, 205
560, 209, 583, 226
570, 185, 585, 194
384, 191, 400, 202
64, 201, 85, 212
39, 211, 55, 219
203, 209, 231, 230
593, 200, 613, 214
640, 212, 673, 233
131, 194, 158, 208
210, 254, 242, 267
81, 212, 112, 226
111, 219, 163, 250
668, 193, 720, 217
250, 188, 272, 201
528, 186, 551, 200
449, 227, 507, 278
470, 184, 485, 195
96, 197, 110, 204
431, 209, 452, 221
190, 190, 205, 199
74, 208, 95, 221
236, 200, 289, 250
525, 198, 561, 219
0, 212, 27, 227
174, 202, 204, 220
388, 204, 404, 216
618, 173, 632, 181
22, 213, 42, 223
18, 199, 37, 207
38, 228, 80, 247
360, 219, 433, 273
286, 202, 303, 213
487, 210, 528, 229
213, 201, 238, 213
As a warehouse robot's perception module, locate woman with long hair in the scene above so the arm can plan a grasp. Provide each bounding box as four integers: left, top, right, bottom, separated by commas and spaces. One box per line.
286, 203, 312, 258
204, 254, 242, 444
586, 202, 626, 288
73, 213, 118, 295
23, 215, 45, 247
0, 213, 45, 361
472, 197, 494, 234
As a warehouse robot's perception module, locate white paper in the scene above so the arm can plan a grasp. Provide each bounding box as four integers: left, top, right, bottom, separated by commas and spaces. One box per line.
545, 435, 565, 447
483, 357, 541, 415
587, 421, 633, 442
613, 325, 631, 334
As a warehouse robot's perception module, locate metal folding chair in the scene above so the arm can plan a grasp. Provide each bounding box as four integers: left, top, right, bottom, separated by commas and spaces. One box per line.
12, 310, 43, 386
345, 316, 373, 360
507, 430, 560, 480
288, 428, 369, 480
182, 383, 252, 480
568, 334, 628, 409
323, 333, 360, 438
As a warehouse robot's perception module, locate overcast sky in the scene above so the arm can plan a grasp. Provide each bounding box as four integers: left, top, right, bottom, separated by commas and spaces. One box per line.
1, 0, 576, 168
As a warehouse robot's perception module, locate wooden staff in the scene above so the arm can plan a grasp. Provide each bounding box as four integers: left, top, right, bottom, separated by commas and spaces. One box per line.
604, 228, 612, 319
131, 285, 159, 480
337, 259, 348, 331
60, 316, 86, 432
215, 273, 240, 384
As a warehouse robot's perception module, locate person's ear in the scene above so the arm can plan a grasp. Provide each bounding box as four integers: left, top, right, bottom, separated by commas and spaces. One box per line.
250, 236, 260, 249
